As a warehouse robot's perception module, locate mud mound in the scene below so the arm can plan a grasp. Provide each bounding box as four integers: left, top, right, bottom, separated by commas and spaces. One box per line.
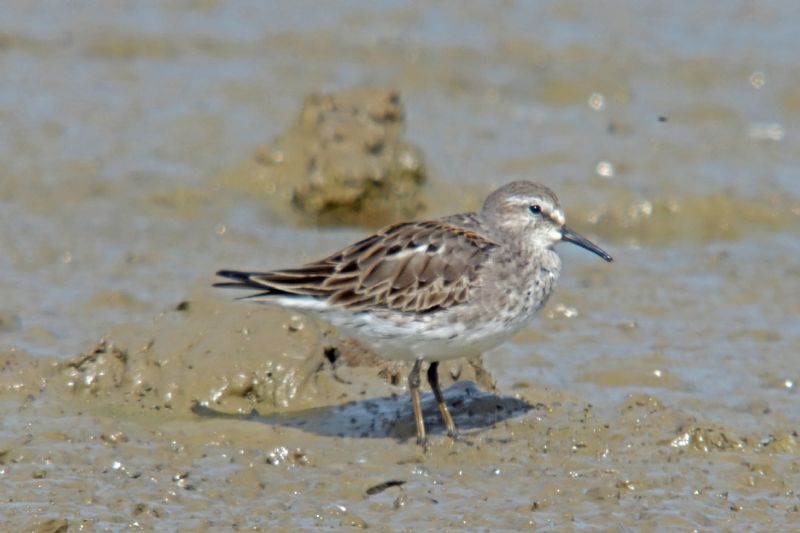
219, 87, 428, 227
43, 292, 494, 418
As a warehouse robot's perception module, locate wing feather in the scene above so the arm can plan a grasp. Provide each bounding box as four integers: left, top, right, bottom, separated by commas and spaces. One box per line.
215, 218, 498, 313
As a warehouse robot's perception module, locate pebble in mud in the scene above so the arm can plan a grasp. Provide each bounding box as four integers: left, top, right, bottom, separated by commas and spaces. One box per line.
266, 446, 310, 466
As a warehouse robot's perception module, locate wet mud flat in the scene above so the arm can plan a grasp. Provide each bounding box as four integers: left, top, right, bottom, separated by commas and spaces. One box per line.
2, 281, 799, 531
2, 0, 800, 531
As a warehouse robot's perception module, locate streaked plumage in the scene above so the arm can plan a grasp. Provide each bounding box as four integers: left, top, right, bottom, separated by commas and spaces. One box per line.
215, 181, 612, 445
216, 219, 497, 314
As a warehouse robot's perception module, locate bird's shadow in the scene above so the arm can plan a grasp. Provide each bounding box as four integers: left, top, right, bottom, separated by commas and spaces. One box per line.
192, 381, 537, 441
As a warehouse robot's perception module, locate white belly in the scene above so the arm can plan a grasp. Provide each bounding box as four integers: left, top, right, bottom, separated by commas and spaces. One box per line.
326, 307, 534, 362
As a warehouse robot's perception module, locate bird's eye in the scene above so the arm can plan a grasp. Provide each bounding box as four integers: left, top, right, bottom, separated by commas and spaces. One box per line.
528, 205, 541, 215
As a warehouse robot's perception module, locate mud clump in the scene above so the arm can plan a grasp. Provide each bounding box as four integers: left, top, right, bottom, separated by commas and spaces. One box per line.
61, 340, 128, 394
250, 87, 427, 227
49, 296, 328, 413
46, 293, 495, 417
669, 425, 743, 452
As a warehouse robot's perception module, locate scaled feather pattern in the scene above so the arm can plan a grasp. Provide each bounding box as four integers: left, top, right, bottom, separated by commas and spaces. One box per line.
215, 220, 499, 314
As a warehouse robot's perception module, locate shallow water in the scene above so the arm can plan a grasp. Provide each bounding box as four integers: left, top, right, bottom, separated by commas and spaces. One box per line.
1, 1, 799, 530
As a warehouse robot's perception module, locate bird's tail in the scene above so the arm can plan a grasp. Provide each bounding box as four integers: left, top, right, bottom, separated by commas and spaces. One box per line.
214, 268, 334, 302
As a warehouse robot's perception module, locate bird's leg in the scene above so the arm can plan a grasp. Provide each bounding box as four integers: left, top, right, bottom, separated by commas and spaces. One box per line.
408, 358, 426, 447
427, 361, 458, 439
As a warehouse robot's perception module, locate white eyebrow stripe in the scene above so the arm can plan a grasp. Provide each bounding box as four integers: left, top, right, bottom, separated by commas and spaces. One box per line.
540, 206, 565, 226
508, 195, 565, 225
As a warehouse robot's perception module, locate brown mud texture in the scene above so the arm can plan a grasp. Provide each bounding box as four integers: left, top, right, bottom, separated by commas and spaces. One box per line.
3, 1, 800, 531
2, 291, 798, 531
219, 87, 428, 228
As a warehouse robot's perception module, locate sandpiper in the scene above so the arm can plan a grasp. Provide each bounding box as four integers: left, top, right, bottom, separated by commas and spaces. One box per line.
215, 181, 612, 446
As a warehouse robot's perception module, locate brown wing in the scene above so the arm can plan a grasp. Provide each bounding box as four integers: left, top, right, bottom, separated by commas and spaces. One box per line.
215, 219, 498, 313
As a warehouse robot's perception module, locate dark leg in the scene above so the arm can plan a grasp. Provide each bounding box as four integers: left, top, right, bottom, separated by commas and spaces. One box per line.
408, 358, 426, 447
427, 361, 458, 439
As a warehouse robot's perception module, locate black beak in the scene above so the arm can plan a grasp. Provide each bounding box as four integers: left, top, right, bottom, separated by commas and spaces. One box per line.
561, 225, 613, 262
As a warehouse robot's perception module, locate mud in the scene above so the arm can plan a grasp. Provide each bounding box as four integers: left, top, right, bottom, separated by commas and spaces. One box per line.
221, 87, 427, 228
2, 1, 800, 531
46, 292, 495, 416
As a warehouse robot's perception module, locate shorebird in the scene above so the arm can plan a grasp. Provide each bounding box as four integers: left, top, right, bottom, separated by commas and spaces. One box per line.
215, 181, 612, 446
